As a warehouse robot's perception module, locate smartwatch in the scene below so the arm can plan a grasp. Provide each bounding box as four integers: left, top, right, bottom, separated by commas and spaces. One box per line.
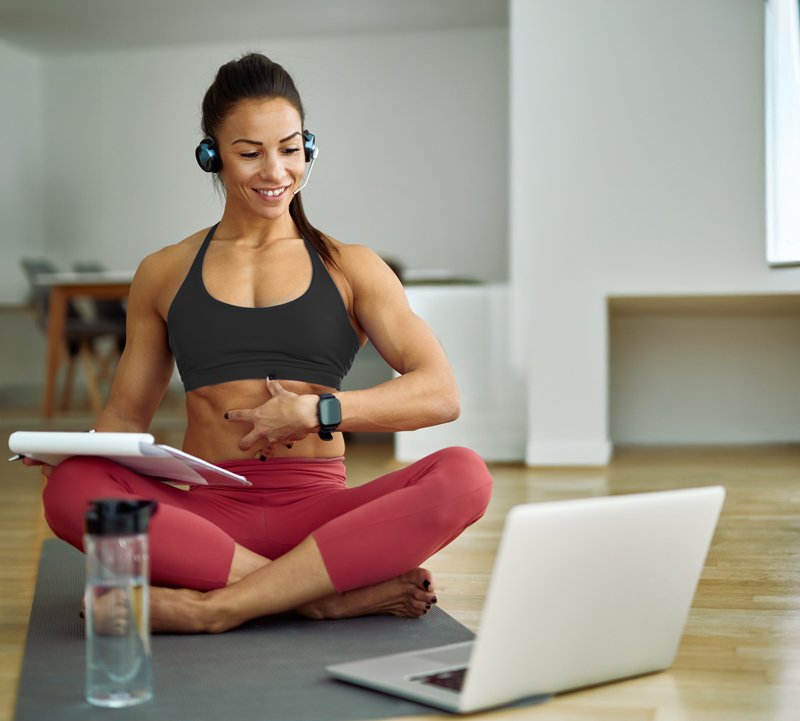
317, 394, 341, 441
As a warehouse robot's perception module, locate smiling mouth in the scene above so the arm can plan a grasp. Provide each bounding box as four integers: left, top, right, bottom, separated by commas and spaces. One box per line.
254, 186, 289, 198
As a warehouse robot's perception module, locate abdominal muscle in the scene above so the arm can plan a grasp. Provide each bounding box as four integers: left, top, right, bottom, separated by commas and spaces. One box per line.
181, 378, 345, 464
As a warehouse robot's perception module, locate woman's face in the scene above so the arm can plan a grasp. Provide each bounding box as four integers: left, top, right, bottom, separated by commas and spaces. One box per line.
215, 97, 306, 221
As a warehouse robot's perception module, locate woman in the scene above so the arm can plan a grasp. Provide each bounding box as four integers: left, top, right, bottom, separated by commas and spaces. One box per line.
30, 53, 493, 634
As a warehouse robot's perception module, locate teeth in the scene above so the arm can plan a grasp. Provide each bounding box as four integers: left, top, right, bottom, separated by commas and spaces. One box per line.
257, 187, 285, 197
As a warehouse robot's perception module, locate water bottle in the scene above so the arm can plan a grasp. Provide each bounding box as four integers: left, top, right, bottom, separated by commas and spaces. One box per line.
84, 498, 158, 708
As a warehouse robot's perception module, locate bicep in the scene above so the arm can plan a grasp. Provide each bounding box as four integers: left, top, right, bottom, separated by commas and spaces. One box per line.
351, 254, 452, 377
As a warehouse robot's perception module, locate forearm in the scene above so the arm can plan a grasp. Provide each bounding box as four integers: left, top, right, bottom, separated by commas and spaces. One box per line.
91, 402, 154, 433
92, 353, 173, 433
334, 369, 460, 434
227, 369, 460, 455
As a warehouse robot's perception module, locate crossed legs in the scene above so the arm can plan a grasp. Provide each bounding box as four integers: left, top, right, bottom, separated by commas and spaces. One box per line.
150, 536, 437, 633
45, 447, 492, 633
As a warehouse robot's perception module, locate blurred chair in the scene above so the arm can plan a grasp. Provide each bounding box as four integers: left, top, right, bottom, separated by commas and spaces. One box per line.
20, 258, 127, 415
73, 261, 185, 417
73, 260, 127, 350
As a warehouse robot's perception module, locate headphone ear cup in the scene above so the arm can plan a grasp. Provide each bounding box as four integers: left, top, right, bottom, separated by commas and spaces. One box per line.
302, 130, 316, 163
196, 138, 222, 173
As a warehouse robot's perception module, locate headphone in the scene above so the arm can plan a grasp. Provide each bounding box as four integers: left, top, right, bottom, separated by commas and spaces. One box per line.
195, 129, 318, 173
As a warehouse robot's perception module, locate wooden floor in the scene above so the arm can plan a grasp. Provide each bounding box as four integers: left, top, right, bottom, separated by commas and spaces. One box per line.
2, 414, 799, 720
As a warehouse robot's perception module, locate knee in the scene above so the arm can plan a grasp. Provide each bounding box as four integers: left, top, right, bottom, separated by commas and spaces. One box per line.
431, 446, 493, 515
41, 458, 89, 544
45, 456, 101, 497
43, 457, 84, 504
435, 446, 493, 487
43, 457, 113, 525
48, 455, 97, 479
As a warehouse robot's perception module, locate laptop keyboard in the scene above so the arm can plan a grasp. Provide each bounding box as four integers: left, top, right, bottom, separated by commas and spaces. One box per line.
410, 667, 468, 692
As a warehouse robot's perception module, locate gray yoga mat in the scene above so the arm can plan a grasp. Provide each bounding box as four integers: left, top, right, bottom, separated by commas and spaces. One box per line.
15, 539, 475, 721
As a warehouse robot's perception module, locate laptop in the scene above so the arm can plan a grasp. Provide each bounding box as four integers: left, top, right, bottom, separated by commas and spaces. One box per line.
326, 485, 725, 714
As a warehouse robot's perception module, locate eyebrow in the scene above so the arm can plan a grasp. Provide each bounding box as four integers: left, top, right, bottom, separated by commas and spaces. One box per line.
231, 132, 301, 146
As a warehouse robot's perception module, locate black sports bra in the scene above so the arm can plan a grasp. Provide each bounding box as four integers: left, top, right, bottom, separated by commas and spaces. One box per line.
167, 223, 361, 392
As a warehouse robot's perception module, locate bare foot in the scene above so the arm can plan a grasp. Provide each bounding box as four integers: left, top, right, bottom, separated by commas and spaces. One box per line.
102, 567, 437, 634
88, 586, 214, 634
149, 586, 211, 633
296, 568, 437, 620
83, 587, 132, 635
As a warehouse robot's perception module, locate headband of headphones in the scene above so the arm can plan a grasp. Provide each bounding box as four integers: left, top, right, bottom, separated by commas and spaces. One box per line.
195, 130, 317, 173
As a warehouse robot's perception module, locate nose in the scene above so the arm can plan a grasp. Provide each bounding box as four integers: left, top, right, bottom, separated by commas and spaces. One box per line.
258, 151, 288, 182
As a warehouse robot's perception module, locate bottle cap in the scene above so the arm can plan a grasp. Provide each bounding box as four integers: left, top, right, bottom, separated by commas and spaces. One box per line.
84, 499, 158, 535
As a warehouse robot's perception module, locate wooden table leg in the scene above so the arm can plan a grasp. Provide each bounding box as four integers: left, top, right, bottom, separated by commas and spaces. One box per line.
42, 288, 68, 418
78, 340, 103, 417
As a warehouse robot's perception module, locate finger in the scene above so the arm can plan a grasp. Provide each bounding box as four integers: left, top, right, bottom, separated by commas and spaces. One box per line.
22, 457, 42, 467
224, 408, 254, 423
259, 441, 278, 461
238, 430, 261, 451
266, 378, 290, 396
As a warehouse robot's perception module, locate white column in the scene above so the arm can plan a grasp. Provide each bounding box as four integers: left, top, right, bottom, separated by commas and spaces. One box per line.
509, 0, 778, 464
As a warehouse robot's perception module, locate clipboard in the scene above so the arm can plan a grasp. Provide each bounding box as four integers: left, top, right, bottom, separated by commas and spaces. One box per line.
8, 431, 251, 487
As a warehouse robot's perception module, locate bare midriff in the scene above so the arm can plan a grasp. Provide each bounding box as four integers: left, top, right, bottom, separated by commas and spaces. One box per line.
182, 378, 345, 464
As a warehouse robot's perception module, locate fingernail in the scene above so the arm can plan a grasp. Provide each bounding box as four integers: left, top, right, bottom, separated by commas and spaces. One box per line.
79, 610, 85, 619
260, 455, 267, 461
423, 580, 430, 591
426, 603, 431, 609
268, 374, 276, 380
224, 413, 229, 419
432, 596, 437, 604
423, 609, 428, 614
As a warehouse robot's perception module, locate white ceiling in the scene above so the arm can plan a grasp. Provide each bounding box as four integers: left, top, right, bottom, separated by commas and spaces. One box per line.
0, 0, 508, 54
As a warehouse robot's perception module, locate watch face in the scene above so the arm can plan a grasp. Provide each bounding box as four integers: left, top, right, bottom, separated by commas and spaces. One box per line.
319, 397, 342, 426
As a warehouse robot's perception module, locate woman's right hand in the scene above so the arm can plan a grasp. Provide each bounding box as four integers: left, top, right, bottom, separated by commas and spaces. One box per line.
225, 379, 317, 459
22, 456, 54, 478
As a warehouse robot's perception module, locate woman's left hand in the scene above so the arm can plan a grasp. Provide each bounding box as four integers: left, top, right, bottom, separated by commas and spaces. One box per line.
224, 379, 318, 458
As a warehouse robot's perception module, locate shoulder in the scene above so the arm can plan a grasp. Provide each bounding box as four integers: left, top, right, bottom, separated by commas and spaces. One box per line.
323, 238, 408, 331
325, 237, 400, 291
130, 227, 209, 314
134, 228, 207, 282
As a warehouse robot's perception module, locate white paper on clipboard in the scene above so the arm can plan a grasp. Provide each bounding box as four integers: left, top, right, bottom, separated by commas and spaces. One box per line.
8, 431, 251, 486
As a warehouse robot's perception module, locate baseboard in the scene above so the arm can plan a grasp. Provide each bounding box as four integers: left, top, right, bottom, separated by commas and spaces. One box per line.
525, 440, 613, 467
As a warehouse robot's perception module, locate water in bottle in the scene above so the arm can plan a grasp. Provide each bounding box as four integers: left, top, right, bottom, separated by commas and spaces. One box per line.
84, 498, 157, 707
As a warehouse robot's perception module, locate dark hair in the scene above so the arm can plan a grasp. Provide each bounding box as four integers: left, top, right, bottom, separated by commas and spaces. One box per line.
201, 53, 337, 268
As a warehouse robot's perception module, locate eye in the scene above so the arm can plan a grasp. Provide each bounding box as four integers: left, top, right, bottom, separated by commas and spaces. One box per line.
282, 147, 301, 155
240, 152, 259, 159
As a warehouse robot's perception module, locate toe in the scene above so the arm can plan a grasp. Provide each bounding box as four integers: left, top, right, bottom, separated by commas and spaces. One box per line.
406, 567, 436, 594
411, 587, 436, 604
419, 570, 436, 594
410, 597, 430, 613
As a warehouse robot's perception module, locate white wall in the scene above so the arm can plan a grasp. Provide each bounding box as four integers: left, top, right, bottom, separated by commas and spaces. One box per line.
395, 284, 526, 462
610, 314, 800, 444
36, 28, 508, 288
511, 0, 800, 464
0, 40, 45, 304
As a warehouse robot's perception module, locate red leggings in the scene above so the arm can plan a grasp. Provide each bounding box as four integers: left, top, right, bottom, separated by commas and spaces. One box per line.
43, 446, 493, 593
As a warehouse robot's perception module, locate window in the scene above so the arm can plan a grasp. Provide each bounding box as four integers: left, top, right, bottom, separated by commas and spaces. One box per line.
766, 0, 800, 264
